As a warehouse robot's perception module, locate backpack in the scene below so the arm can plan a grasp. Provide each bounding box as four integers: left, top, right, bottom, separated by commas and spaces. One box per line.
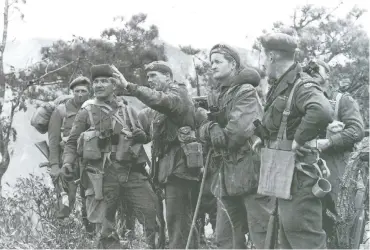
31, 95, 72, 134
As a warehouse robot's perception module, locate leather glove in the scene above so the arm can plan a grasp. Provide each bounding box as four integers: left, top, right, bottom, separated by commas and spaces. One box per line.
209, 123, 227, 148
61, 163, 75, 181
132, 128, 147, 143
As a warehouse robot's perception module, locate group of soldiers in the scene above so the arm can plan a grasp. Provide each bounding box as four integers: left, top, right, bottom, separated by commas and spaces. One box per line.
43, 27, 365, 249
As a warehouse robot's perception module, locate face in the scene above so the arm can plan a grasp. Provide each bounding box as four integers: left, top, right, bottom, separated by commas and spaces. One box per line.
146, 71, 169, 91
263, 51, 277, 84
318, 65, 330, 92
93, 77, 115, 99
210, 53, 235, 80
72, 85, 89, 104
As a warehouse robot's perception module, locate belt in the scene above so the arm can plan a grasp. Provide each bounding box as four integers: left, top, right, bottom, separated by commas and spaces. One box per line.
265, 138, 318, 151
265, 139, 293, 151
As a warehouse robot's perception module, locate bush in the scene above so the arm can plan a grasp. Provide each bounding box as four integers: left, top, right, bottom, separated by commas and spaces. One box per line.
0, 173, 94, 249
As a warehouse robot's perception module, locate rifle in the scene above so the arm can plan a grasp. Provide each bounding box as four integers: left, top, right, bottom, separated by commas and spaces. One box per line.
186, 149, 212, 249
34, 140, 72, 207
192, 96, 208, 110
126, 107, 165, 249
264, 198, 278, 249
149, 153, 166, 249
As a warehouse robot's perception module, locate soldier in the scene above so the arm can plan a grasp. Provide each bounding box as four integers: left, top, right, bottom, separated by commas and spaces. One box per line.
48, 76, 92, 231
258, 29, 333, 248
112, 61, 203, 249
198, 44, 272, 249
62, 64, 157, 249
307, 60, 365, 237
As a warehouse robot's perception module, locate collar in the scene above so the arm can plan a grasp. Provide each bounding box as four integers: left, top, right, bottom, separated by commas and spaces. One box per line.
276, 63, 301, 86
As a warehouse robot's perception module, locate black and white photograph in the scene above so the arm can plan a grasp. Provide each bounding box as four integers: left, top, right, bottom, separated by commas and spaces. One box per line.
0, 0, 369, 249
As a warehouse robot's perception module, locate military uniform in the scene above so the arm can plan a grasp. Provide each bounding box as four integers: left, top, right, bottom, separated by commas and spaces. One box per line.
260, 32, 333, 249
63, 65, 157, 249
48, 77, 91, 231
199, 44, 272, 249
127, 61, 202, 249
320, 91, 364, 234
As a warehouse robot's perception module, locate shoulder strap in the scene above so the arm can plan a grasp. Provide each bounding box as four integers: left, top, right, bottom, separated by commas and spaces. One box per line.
276, 79, 314, 141
58, 103, 67, 133
112, 103, 132, 136
85, 105, 96, 130
334, 93, 343, 121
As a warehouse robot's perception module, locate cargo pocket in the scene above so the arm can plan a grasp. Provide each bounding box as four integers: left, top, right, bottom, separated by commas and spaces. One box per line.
82, 130, 101, 160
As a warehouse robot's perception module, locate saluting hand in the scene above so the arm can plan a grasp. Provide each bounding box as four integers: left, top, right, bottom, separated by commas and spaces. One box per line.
111, 65, 128, 89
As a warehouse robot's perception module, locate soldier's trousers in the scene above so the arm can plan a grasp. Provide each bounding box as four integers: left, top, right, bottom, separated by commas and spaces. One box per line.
165, 176, 199, 249
100, 166, 157, 249
278, 170, 327, 249
215, 193, 272, 249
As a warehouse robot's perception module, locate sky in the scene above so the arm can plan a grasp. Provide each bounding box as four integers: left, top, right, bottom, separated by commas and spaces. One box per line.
1, 0, 369, 50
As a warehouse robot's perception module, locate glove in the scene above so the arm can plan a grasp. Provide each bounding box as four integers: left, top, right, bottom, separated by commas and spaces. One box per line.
292, 140, 313, 157
132, 128, 147, 143
61, 163, 75, 181
209, 123, 227, 148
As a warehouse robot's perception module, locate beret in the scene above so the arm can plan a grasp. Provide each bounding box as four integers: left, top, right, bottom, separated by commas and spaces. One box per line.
260, 32, 298, 53
90, 64, 114, 81
69, 76, 91, 89
209, 44, 240, 68
144, 61, 173, 76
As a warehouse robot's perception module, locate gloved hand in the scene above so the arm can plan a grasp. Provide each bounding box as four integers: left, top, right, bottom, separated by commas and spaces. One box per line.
209, 123, 227, 148
292, 140, 312, 157
61, 163, 75, 181
132, 128, 147, 143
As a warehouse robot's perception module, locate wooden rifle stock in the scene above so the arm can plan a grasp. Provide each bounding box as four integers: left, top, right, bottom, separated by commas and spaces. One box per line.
264, 198, 278, 249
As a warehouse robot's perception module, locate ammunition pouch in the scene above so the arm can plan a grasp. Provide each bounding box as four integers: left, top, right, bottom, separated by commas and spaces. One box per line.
115, 134, 135, 162
86, 167, 104, 200
78, 130, 102, 160
178, 126, 203, 169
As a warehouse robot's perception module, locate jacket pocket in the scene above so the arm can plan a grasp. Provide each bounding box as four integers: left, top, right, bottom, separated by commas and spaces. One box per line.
181, 142, 203, 169
82, 130, 101, 160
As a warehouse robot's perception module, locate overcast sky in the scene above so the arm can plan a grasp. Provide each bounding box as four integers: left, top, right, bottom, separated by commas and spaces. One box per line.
1, 0, 369, 49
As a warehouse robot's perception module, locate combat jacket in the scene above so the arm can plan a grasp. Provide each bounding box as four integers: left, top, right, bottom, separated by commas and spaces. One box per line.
48, 98, 79, 167
63, 98, 146, 167
325, 91, 365, 151
262, 63, 333, 145
129, 82, 200, 183
199, 67, 263, 196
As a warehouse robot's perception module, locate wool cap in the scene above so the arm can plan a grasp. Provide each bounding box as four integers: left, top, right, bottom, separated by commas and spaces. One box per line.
144, 61, 173, 77
260, 30, 298, 53
90, 64, 114, 81
69, 76, 91, 89
209, 44, 240, 68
